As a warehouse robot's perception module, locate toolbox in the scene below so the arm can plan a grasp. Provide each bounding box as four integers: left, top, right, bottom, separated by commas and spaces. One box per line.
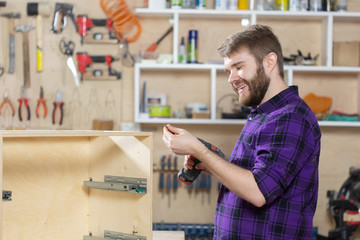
0, 130, 153, 240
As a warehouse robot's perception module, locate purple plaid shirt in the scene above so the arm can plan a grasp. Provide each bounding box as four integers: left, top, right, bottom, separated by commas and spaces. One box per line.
214, 86, 321, 240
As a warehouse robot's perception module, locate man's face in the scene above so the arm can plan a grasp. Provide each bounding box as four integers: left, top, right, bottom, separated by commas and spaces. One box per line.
224, 48, 270, 107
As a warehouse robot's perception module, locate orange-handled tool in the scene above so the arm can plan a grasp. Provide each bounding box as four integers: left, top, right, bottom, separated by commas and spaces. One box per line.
36, 86, 47, 118
146, 26, 173, 52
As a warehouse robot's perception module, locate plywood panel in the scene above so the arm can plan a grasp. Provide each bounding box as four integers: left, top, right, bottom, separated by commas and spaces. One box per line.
293, 72, 358, 114
2, 137, 90, 240
0, 131, 153, 240
88, 135, 152, 239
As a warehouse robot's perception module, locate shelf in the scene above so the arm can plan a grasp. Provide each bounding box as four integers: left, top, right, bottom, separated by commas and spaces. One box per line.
136, 63, 360, 73
136, 8, 360, 19
137, 118, 247, 125
319, 121, 360, 127
134, 8, 360, 128
137, 117, 360, 127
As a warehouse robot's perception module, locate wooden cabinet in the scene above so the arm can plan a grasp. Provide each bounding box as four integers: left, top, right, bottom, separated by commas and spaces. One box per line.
0, 130, 153, 240
134, 8, 360, 127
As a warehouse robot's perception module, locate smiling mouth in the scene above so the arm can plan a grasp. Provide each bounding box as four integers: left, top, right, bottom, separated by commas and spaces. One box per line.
239, 84, 246, 90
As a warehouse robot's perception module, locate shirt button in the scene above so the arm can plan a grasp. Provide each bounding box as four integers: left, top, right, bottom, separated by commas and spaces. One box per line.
249, 117, 252, 120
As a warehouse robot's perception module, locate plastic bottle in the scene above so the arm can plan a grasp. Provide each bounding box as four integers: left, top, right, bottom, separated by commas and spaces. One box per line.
298, 0, 308, 11
264, 0, 276, 10
276, 0, 288, 11
172, 0, 182, 9
238, 0, 248, 9
183, 0, 196, 8
187, 30, 198, 64
309, 0, 322, 11
178, 37, 187, 64
337, 0, 347, 11
215, 0, 227, 9
255, 0, 264, 10
289, 0, 297, 11
196, 0, 206, 9
229, 0, 238, 10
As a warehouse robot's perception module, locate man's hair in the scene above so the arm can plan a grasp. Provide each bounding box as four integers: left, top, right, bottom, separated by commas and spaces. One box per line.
218, 24, 284, 78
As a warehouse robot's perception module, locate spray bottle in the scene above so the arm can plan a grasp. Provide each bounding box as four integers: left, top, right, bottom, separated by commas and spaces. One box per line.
178, 37, 186, 64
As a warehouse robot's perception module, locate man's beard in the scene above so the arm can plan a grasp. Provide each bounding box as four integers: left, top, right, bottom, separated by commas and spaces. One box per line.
236, 66, 270, 107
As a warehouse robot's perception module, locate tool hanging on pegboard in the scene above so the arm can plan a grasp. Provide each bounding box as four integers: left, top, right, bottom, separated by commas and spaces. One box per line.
27, 2, 51, 72
18, 86, 31, 123
59, 38, 80, 87
0, 2, 7, 77
99, 0, 142, 44
0, 12, 21, 74
51, 3, 77, 34
76, 52, 121, 80
52, 89, 64, 125
77, 15, 119, 44
0, 90, 15, 129
15, 25, 35, 88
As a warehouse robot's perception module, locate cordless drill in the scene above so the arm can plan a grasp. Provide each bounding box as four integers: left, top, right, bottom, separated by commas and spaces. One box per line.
177, 138, 225, 185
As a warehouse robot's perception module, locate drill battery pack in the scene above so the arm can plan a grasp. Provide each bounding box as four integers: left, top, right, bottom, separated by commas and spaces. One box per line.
177, 138, 225, 185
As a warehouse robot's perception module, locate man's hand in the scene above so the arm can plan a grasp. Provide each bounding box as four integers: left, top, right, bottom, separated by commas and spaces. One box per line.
184, 155, 211, 174
162, 124, 207, 158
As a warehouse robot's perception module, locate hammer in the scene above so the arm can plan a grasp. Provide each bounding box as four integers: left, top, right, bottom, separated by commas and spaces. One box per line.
15, 25, 35, 88
0, 13, 21, 74
27, 2, 51, 72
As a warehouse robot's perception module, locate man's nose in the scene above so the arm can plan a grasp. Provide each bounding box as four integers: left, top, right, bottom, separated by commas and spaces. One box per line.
228, 70, 238, 84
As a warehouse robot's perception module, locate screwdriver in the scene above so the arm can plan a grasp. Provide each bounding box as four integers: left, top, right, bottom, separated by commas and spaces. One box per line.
166, 155, 172, 207
173, 156, 178, 199
146, 26, 173, 52
159, 155, 166, 193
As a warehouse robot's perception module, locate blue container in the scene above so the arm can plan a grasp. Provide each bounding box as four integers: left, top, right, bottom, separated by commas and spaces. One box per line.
187, 30, 198, 63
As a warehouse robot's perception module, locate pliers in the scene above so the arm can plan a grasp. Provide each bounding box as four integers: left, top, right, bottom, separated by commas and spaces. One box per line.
0, 91, 15, 117
18, 86, 30, 122
36, 86, 47, 118
52, 89, 64, 125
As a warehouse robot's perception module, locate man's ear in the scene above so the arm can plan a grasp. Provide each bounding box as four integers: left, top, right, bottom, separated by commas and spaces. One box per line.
263, 52, 277, 74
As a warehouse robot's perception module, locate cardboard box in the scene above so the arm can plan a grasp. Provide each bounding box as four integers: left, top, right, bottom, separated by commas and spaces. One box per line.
0, 131, 153, 240
333, 41, 360, 67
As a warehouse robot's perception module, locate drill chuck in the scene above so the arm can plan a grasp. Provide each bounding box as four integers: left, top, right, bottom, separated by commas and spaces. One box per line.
177, 138, 225, 185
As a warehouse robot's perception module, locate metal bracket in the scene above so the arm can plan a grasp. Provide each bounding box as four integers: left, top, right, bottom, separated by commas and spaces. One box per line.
2, 190, 12, 201
84, 230, 146, 240
84, 175, 147, 194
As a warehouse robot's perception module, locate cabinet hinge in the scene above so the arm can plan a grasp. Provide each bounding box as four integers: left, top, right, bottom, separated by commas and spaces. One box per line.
84, 175, 147, 194
84, 230, 146, 240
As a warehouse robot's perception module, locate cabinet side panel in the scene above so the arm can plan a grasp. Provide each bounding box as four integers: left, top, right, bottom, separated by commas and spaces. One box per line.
0, 137, 2, 240
89, 135, 152, 239
2, 137, 90, 240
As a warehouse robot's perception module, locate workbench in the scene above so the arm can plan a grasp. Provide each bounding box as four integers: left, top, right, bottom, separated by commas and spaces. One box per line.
153, 231, 185, 240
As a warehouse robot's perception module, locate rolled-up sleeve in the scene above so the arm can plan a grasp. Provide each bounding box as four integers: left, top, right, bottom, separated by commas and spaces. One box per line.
251, 113, 317, 205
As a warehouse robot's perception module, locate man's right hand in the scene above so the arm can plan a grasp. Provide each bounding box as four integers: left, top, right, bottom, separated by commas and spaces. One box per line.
184, 155, 211, 175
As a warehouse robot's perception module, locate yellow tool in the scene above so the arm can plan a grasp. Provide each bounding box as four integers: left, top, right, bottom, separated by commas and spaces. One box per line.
27, 2, 51, 72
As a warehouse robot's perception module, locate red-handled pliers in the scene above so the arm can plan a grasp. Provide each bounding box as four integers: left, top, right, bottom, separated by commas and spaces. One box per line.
52, 89, 64, 125
36, 86, 47, 118
0, 91, 15, 117
18, 86, 30, 122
